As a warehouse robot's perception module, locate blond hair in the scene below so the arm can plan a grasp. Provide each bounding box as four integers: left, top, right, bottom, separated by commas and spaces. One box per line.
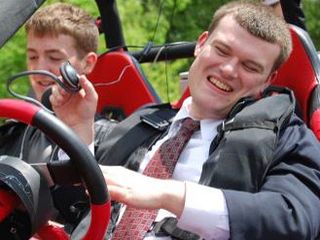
208, 1, 292, 71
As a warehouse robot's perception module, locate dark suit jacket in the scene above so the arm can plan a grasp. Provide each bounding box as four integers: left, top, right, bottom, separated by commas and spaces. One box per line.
224, 114, 320, 239
97, 97, 320, 239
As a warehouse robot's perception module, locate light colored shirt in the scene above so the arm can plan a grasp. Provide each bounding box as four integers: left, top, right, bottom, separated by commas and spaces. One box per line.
138, 97, 230, 239
61, 97, 230, 239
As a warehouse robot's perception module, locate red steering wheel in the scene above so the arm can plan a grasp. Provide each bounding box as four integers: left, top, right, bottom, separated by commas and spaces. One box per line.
0, 99, 110, 240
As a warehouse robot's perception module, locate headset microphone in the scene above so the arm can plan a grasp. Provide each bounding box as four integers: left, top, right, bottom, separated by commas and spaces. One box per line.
40, 88, 53, 111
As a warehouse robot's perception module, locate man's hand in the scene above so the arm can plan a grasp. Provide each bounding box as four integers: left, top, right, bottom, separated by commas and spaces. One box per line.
50, 75, 97, 144
100, 166, 186, 217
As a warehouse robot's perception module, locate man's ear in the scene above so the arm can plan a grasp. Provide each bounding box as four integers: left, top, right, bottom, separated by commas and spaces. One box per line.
194, 31, 209, 57
261, 70, 278, 91
82, 52, 98, 74
267, 70, 278, 84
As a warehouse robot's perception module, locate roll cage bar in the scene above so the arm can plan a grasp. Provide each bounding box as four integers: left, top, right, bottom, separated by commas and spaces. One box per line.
94, 0, 308, 64
95, 0, 195, 62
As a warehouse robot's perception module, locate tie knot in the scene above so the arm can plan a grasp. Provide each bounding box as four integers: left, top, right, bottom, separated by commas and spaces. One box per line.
181, 117, 200, 133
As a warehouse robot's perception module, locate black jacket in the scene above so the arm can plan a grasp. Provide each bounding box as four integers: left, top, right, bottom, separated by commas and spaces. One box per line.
0, 117, 116, 163
97, 90, 320, 239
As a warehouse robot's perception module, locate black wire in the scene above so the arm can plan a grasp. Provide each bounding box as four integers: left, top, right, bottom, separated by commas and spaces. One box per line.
107, 1, 179, 103
151, 0, 165, 43
169, 0, 177, 32
106, 44, 147, 53
6, 70, 67, 113
164, 45, 170, 102
164, 0, 177, 103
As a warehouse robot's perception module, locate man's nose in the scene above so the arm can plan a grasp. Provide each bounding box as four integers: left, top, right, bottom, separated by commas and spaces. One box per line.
34, 58, 51, 71
220, 57, 238, 79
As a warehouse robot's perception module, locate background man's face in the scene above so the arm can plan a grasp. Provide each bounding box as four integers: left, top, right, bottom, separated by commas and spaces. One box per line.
27, 32, 84, 101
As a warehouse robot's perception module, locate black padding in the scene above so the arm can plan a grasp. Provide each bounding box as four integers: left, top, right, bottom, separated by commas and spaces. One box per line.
0, 156, 54, 237
33, 109, 108, 204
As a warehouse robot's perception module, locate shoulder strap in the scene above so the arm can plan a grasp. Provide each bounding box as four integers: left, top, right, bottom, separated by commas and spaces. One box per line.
202, 88, 296, 192
97, 104, 177, 166
224, 86, 295, 132
152, 217, 200, 240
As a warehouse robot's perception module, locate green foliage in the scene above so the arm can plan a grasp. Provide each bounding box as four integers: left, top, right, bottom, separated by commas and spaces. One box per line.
0, 0, 319, 104
0, 29, 28, 98
304, 0, 320, 49
117, 0, 227, 101
167, 0, 229, 42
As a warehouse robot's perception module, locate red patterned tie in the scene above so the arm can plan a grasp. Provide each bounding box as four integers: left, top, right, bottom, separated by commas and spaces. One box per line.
112, 117, 200, 240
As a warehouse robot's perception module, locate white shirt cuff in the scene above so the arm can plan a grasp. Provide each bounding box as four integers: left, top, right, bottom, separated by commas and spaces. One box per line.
177, 181, 230, 240
57, 142, 95, 160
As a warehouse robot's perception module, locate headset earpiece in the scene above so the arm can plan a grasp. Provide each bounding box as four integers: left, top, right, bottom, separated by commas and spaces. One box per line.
7, 62, 81, 112
59, 61, 81, 92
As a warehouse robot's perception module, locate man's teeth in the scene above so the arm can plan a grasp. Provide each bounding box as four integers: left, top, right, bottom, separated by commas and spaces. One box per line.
38, 81, 54, 87
209, 77, 232, 92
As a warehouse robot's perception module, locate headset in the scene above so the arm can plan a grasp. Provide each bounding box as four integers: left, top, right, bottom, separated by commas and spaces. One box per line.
7, 61, 132, 112
59, 61, 81, 92
6, 62, 80, 111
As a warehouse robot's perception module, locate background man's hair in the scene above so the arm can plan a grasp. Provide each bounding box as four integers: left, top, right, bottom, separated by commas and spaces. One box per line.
25, 3, 99, 58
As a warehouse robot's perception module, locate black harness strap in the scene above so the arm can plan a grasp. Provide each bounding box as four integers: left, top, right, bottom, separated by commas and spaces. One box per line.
152, 217, 200, 240
98, 104, 176, 166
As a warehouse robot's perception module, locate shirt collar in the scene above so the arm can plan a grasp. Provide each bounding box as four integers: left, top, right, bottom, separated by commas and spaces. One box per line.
173, 96, 193, 123
171, 97, 223, 140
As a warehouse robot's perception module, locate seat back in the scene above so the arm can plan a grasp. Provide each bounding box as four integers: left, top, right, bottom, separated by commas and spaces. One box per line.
87, 51, 161, 120
272, 25, 320, 140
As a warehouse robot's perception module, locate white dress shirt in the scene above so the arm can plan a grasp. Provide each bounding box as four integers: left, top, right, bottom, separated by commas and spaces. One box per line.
138, 97, 230, 240
59, 97, 230, 239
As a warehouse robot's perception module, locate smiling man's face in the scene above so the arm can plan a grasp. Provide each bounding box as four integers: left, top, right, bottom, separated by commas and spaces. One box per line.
188, 15, 281, 120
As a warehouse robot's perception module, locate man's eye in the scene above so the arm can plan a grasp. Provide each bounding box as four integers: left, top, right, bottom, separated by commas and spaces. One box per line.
28, 56, 38, 60
243, 64, 259, 73
215, 46, 228, 56
50, 57, 64, 61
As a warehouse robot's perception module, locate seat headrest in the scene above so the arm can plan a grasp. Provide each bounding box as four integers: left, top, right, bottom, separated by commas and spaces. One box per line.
272, 25, 320, 122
